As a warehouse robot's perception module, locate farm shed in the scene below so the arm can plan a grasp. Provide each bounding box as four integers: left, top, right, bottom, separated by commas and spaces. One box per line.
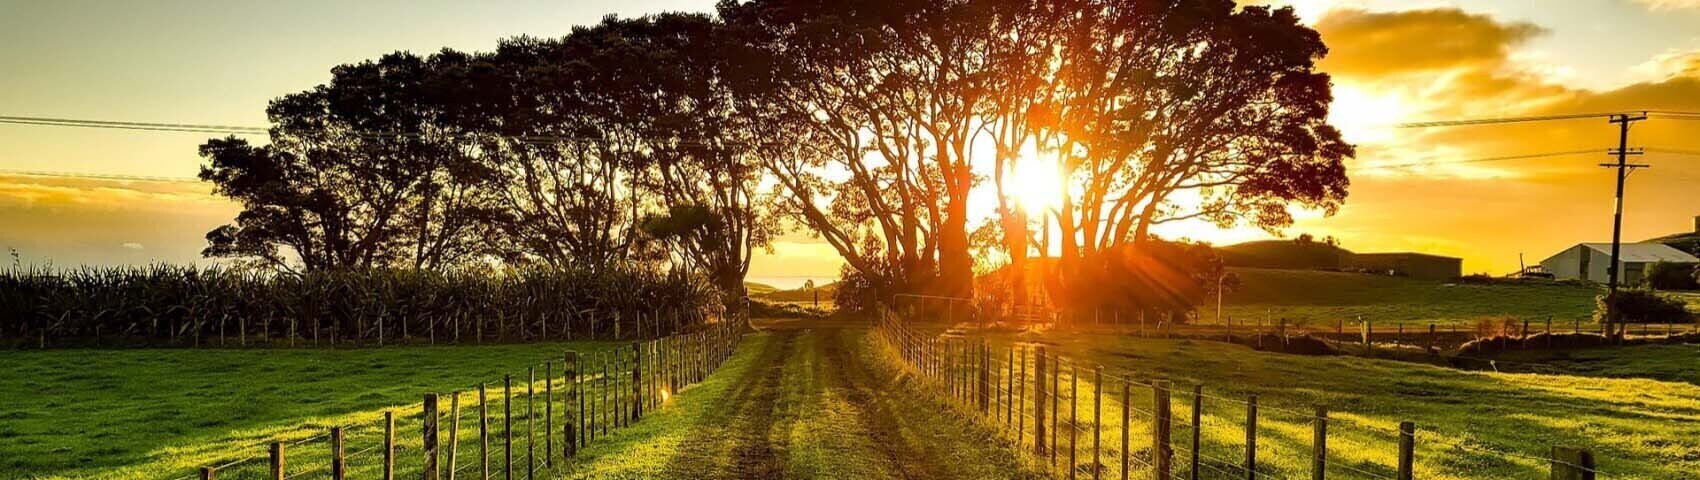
1344, 252, 1462, 280
1538, 242, 1699, 284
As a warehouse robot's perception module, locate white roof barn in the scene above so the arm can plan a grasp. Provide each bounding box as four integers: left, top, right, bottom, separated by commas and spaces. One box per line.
1539, 243, 1699, 284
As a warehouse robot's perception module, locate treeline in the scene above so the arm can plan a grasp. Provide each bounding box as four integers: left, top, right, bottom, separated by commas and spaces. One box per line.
0, 265, 718, 347
28, 0, 1351, 331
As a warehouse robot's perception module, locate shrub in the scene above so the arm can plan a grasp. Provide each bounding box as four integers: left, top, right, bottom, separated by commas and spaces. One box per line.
1594, 289, 1694, 325
1646, 262, 1700, 290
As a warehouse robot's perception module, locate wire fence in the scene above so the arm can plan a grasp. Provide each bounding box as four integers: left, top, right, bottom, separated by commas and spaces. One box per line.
873, 311, 1611, 480
176, 319, 742, 480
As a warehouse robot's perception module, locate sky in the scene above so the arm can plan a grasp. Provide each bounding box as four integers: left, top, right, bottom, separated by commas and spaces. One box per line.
2, 0, 1700, 288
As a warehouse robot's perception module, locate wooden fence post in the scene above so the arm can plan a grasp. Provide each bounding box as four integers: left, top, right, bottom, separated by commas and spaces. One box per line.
1313, 405, 1327, 480
1121, 379, 1131, 480
601, 354, 610, 437
633, 342, 643, 422
1153, 380, 1172, 480
384, 410, 396, 480
1070, 365, 1079, 479
331, 426, 345, 480
424, 393, 440, 480
1398, 421, 1415, 480
1245, 395, 1258, 480
1007, 347, 1016, 426
200, 466, 216, 480
527, 368, 536, 480
504, 375, 513, 479
1427, 324, 1437, 354
269, 441, 284, 480
565, 352, 578, 459
1052, 356, 1060, 468
1094, 367, 1103, 480
1551, 446, 1596, 480
986, 340, 992, 411
1035, 347, 1049, 457
1019, 347, 1028, 446
478, 384, 489, 480
1191, 385, 1202, 480
448, 394, 461, 480
545, 363, 553, 470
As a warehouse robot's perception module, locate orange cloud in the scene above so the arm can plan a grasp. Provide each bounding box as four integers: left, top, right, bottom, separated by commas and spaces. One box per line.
1294, 7, 1700, 274
1631, 0, 1700, 11
1315, 8, 1546, 77
0, 175, 237, 267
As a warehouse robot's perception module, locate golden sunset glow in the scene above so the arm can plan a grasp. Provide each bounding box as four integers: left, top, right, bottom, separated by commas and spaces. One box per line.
1007, 158, 1064, 215
2, 0, 1699, 278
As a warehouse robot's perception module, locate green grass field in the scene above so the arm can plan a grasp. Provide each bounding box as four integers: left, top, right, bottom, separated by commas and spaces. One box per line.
975, 329, 1700, 479
0, 341, 622, 480
1200, 268, 1605, 326
562, 326, 1042, 479
1493, 343, 1700, 385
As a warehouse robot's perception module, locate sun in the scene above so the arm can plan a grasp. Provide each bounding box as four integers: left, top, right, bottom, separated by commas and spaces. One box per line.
1329, 84, 1412, 145
1007, 159, 1063, 214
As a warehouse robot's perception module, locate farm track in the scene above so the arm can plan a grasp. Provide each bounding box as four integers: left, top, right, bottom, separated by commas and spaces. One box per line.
658, 328, 796, 479
630, 322, 1037, 479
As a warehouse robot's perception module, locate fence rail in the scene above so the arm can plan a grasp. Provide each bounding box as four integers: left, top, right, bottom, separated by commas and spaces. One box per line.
874, 311, 1607, 480
181, 319, 742, 480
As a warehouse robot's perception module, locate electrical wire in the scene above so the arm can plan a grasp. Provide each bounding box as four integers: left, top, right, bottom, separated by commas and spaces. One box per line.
1354, 149, 1606, 171
1395, 112, 1634, 129
0, 168, 204, 183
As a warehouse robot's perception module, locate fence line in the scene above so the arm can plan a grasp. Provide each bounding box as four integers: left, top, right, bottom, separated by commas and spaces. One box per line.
182, 319, 742, 480
874, 311, 1609, 480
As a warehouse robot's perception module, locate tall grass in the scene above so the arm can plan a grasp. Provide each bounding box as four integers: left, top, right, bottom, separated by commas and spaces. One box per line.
0, 265, 719, 348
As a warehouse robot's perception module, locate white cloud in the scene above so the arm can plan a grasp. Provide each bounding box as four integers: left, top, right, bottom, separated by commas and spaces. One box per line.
1631, 0, 1700, 11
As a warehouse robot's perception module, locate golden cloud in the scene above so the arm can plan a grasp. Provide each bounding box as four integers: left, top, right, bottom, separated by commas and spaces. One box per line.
1315, 8, 1546, 77
1631, 0, 1700, 11
1297, 7, 1700, 275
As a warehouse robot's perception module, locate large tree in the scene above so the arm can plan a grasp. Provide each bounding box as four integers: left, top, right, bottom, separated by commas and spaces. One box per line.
199, 52, 496, 272
721, 0, 1028, 301
1026, 0, 1352, 309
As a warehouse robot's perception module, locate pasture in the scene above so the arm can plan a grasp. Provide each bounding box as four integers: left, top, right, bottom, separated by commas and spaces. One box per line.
0, 341, 620, 479
970, 327, 1700, 479
1199, 268, 1606, 327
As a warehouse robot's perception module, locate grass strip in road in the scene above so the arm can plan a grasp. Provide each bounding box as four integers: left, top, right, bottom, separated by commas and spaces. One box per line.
564, 328, 1048, 479
558, 332, 780, 479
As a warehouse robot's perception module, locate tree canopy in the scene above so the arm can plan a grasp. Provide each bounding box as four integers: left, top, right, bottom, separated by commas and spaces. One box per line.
198, 0, 1352, 317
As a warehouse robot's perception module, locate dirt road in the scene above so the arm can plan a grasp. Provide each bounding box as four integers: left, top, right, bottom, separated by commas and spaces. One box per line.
562, 322, 1043, 479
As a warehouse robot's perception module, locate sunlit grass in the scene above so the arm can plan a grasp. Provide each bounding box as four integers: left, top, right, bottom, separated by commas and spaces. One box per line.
962, 329, 1700, 479
0, 342, 623, 480
1199, 267, 1604, 327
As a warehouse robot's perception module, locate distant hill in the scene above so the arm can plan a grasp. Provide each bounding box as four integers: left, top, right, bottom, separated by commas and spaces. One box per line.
1216, 239, 1351, 270
757, 281, 838, 303
744, 281, 780, 295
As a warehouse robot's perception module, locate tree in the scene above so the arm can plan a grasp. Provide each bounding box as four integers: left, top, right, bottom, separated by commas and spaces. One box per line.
1022, 1, 1352, 312
429, 15, 776, 309
722, 0, 1030, 302
200, 52, 496, 272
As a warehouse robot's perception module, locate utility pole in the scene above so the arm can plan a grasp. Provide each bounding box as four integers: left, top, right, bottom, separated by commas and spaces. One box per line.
1603, 113, 1649, 292
1602, 112, 1649, 337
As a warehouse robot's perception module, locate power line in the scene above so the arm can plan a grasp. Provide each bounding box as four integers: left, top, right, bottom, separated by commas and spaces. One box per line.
0, 113, 741, 147
1353, 149, 1604, 171
1396, 112, 1635, 129
1646, 147, 1700, 157
0, 168, 203, 184
0, 115, 269, 134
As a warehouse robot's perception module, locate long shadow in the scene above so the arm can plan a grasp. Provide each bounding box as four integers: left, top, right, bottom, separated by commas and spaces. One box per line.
985, 332, 1700, 479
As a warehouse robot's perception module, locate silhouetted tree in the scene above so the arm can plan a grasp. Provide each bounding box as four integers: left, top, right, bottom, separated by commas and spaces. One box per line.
199, 53, 497, 272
